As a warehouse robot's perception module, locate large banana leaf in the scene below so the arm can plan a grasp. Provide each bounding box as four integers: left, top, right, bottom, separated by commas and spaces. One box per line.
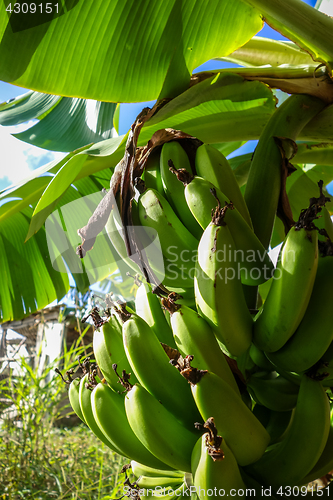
0, 0, 263, 102
0, 206, 69, 322
0, 91, 119, 152
0, 168, 120, 322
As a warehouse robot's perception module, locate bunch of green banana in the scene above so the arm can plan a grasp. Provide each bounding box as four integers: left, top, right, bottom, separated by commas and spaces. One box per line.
125, 383, 199, 472
78, 372, 126, 455
266, 254, 333, 373
75, 124, 333, 495
91, 379, 173, 470
180, 174, 274, 286
129, 460, 188, 499
245, 374, 331, 489
122, 312, 202, 428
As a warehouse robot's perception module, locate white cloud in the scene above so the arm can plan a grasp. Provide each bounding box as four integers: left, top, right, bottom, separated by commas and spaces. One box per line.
0, 123, 65, 190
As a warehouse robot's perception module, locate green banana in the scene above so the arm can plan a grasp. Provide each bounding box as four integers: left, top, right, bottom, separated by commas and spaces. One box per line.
125, 383, 199, 472
249, 344, 276, 372
299, 405, 333, 485
135, 475, 184, 490
160, 140, 202, 239
131, 461, 184, 479
137, 483, 188, 499
168, 303, 241, 396
68, 377, 85, 423
247, 372, 299, 412
194, 211, 253, 357
183, 176, 274, 285
91, 381, 172, 469
245, 374, 331, 489
191, 422, 246, 499
253, 225, 319, 353
267, 255, 333, 373
244, 94, 326, 250
78, 373, 124, 455
195, 143, 252, 227
252, 402, 271, 429
93, 315, 138, 392
138, 188, 199, 287
106, 200, 172, 289
265, 409, 293, 445
135, 281, 176, 347
122, 313, 202, 428
253, 404, 294, 445
143, 148, 164, 194
182, 369, 270, 466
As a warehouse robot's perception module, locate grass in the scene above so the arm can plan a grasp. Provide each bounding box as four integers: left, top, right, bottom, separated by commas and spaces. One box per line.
0, 422, 129, 500
0, 335, 130, 500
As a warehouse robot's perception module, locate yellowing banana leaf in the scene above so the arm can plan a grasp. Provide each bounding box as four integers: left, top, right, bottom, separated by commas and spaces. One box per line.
0, 90, 119, 152
0, 0, 262, 103
220, 37, 316, 68
195, 66, 333, 104
293, 143, 333, 167
243, 0, 333, 75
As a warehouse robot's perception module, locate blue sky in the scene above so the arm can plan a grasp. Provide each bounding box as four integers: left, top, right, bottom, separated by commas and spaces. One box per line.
0, 0, 319, 191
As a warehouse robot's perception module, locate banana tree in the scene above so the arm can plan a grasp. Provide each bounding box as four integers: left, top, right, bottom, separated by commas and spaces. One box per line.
0, 0, 332, 325
1, 0, 333, 496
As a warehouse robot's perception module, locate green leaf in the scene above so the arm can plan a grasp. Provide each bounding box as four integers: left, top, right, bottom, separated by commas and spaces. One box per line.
270, 165, 333, 248
287, 165, 333, 220
293, 143, 333, 166
44, 188, 119, 292
244, 0, 333, 74
213, 141, 247, 158
142, 73, 277, 143
0, 0, 262, 102
220, 36, 316, 68
0, 90, 118, 152
0, 207, 69, 322
27, 155, 87, 239
0, 90, 60, 125
228, 153, 253, 187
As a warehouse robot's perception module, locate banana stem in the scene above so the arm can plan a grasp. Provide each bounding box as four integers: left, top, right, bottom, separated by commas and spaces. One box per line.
244, 93, 326, 250
243, 0, 333, 72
